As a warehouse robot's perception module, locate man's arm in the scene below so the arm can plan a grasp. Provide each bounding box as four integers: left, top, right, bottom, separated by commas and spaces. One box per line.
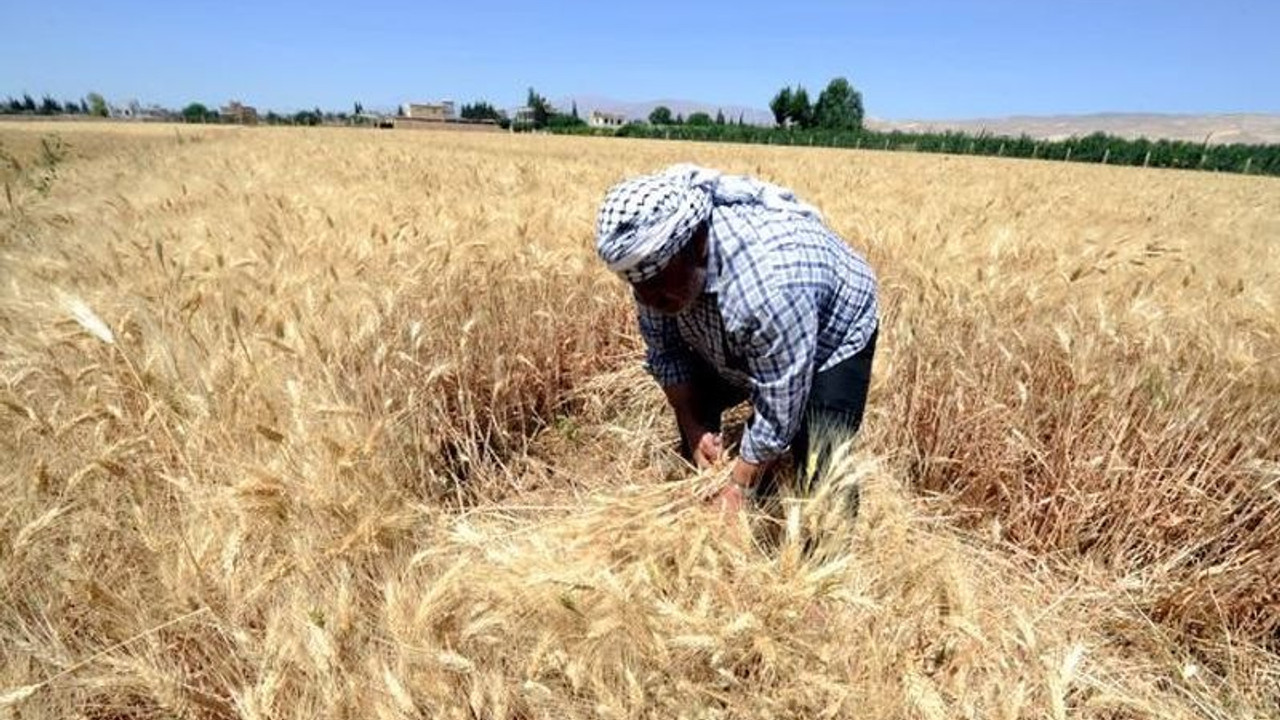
662, 382, 703, 441
638, 305, 716, 455
735, 290, 820, 485
717, 289, 816, 508
638, 306, 726, 467
638, 303, 696, 387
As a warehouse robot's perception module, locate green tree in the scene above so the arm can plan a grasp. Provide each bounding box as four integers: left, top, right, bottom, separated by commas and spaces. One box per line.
571, 100, 580, 121
21, 94, 36, 113
38, 96, 62, 115
182, 102, 211, 123
86, 92, 108, 117
648, 105, 673, 125
674, 112, 684, 125
461, 101, 503, 122
814, 77, 864, 131
715, 109, 726, 125
686, 111, 713, 126
789, 86, 813, 129
547, 113, 586, 129
526, 87, 551, 128
769, 87, 792, 127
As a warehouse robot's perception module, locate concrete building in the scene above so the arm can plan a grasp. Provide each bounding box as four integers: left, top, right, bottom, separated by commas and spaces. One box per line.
512, 106, 537, 125
589, 110, 627, 128
510, 104, 560, 128
221, 101, 259, 125
402, 101, 456, 121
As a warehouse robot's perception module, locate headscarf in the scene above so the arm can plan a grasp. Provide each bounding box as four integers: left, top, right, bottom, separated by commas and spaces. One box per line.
595, 164, 821, 283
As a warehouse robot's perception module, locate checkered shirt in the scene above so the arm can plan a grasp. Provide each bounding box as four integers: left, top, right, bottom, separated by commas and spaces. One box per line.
636, 203, 878, 464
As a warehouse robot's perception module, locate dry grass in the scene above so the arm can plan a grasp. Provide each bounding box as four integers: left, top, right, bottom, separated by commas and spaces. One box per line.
1, 121, 1278, 718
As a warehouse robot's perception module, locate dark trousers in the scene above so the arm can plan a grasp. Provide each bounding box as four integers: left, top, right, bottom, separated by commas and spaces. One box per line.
678, 329, 878, 495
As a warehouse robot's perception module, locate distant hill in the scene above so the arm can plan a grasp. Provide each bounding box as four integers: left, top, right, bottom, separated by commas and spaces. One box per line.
872, 113, 1280, 146
555, 97, 1280, 145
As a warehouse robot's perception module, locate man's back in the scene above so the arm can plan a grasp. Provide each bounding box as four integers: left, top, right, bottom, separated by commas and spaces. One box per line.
709, 202, 878, 377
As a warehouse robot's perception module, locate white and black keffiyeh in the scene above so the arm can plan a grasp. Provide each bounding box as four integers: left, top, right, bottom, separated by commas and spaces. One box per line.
595, 164, 821, 284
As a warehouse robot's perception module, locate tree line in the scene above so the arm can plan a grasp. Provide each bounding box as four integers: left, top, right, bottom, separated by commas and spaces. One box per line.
1, 91, 382, 127
646, 106, 739, 127
3, 93, 109, 117
548, 122, 1280, 176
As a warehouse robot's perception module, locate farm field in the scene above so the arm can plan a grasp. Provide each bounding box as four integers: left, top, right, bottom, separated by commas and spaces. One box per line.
1, 121, 1278, 719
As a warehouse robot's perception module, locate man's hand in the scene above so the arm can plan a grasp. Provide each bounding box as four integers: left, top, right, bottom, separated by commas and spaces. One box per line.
714, 481, 747, 516
691, 430, 724, 469
712, 458, 768, 517
730, 457, 766, 490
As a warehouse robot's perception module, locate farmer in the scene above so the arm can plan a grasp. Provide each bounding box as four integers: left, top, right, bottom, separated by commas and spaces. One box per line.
595, 164, 879, 514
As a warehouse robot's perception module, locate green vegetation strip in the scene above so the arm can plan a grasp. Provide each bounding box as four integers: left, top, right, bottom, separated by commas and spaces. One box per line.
547, 124, 1280, 177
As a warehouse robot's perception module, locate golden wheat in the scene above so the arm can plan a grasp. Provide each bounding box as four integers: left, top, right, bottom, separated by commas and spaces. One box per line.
1, 121, 1277, 718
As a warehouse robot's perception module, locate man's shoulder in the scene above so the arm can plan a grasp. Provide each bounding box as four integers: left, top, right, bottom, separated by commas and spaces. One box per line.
712, 203, 814, 238
714, 247, 788, 330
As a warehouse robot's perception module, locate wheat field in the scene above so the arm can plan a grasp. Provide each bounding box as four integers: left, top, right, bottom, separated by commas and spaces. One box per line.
1, 121, 1278, 719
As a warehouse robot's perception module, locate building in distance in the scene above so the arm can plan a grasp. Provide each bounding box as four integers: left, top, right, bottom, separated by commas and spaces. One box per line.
402, 101, 456, 121
394, 99, 500, 133
221, 101, 259, 125
589, 110, 627, 129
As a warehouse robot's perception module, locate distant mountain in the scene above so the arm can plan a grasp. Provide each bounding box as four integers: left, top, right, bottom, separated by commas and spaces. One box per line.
557, 95, 775, 126
866, 113, 1280, 145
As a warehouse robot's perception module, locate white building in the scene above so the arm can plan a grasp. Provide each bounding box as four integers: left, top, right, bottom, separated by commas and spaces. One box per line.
589, 110, 627, 128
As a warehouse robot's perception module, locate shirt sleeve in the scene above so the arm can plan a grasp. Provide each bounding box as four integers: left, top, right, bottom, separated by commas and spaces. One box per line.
637, 304, 697, 387
739, 289, 819, 464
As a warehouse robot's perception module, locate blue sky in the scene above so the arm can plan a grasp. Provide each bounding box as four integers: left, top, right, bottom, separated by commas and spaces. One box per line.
3, 0, 1277, 118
